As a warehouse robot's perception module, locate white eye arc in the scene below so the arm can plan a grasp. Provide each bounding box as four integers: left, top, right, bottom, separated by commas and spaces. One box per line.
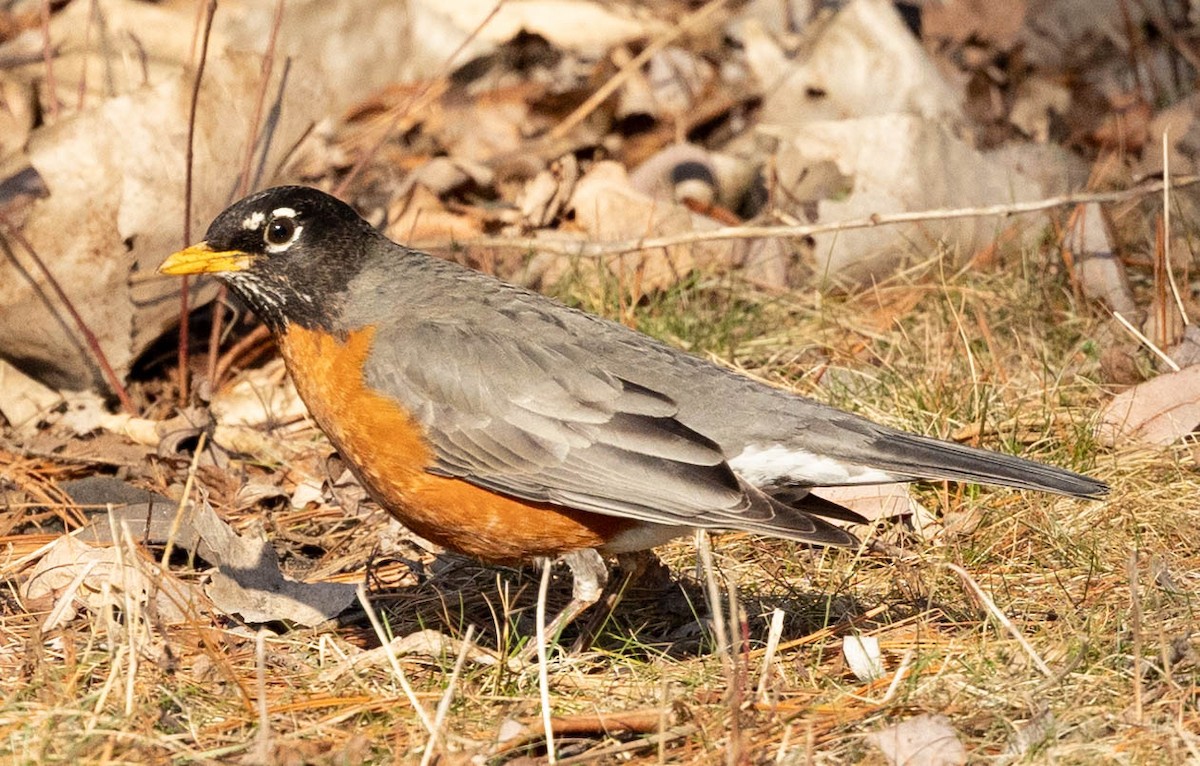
263, 207, 302, 252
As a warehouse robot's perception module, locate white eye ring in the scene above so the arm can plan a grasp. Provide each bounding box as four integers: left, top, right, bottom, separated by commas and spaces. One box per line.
263, 207, 302, 252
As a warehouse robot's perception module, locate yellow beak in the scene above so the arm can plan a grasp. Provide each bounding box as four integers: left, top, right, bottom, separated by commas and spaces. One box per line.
158, 243, 253, 275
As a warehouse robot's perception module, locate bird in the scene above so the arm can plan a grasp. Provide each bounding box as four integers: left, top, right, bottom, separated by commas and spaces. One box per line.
159, 185, 1108, 637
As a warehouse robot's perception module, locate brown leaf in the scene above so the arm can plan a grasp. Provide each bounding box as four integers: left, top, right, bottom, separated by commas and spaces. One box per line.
1098, 365, 1200, 447
812, 483, 924, 524
21, 534, 202, 631
868, 714, 967, 766
923, 0, 1028, 48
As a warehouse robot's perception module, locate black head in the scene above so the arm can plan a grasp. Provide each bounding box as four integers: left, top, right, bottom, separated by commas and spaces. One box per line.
159, 186, 381, 332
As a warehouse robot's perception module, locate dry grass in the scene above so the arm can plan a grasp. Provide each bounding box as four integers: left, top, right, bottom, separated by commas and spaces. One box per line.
2, 239, 1198, 765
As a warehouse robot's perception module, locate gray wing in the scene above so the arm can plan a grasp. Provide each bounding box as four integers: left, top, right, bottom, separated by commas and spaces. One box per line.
360, 319, 856, 544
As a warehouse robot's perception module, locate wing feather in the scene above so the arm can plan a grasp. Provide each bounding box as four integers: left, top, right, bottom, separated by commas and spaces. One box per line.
362, 322, 745, 522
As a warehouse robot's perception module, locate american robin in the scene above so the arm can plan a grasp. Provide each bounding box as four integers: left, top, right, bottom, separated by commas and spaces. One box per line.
159, 186, 1107, 632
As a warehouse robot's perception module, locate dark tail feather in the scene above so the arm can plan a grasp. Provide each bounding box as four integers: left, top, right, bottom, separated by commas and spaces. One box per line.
765, 487, 870, 524
718, 483, 861, 548
870, 429, 1108, 499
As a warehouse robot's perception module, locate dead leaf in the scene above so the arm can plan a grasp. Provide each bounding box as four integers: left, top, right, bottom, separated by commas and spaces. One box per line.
923, 0, 1028, 49
867, 713, 967, 766
1003, 709, 1055, 759
317, 628, 508, 682
21, 534, 202, 631
78, 501, 357, 627
747, 0, 962, 126
812, 483, 925, 524
0, 0, 430, 391
557, 161, 729, 294
210, 360, 307, 428
186, 501, 357, 627
1063, 203, 1137, 318
1169, 325, 1200, 370
0, 358, 62, 432
518, 154, 580, 228
409, 0, 668, 60
628, 143, 719, 205
1009, 75, 1071, 142
1098, 365, 1200, 447
775, 114, 1052, 282
386, 185, 484, 244
1134, 95, 1200, 178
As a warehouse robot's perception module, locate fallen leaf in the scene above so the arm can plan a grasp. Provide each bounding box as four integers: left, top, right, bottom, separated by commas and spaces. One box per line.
1064, 203, 1137, 318
0, 0, 433, 391
1002, 709, 1055, 758
21, 534, 201, 631
0, 358, 62, 432
317, 628, 507, 683
386, 184, 484, 244
1097, 365, 1200, 447
867, 714, 967, 766
187, 502, 358, 627
775, 114, 1052, 282
923, 0, 1028, 49
556, 161, 730, 294
78, 501, 357, 627
747, 0, 962, 126
812, 482, 925, 524
409, 0, 668, 59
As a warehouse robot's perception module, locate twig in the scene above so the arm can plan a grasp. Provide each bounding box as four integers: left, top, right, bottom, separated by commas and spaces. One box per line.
212, 324, 271, 384
774, 724, 793, 764
236, 0, 285, 198
553, 725, 700, 766
116, 518, 138, 716
254, 628, 272, 763
420, 624, 476, 766
725, 576, 745, 766
944, 563, 1053, 679
161, 431, 207, 567
1112, 311, 1181, 372
41, 558, 98, 631
839, 648, 916, 705
1161, 131, 1189, 326
745, 603, 889, 660
549, 0, 730, 141
206, 0, 287, 391
0, 220, 134, 413
39, 0, 58, 122
90, 640, 125, 727
522, 708, 675, 740
695, 531, 728, 660
537, 558, 557, 764
1128, 552, 1144, 725
76, 0, 97, 111
355, 584, 435, 734
461, 178, 1199, 258
180, 0, 218, 405
755, 608, 785, 704
335, 1, 506, 197
880, 650, 915, 704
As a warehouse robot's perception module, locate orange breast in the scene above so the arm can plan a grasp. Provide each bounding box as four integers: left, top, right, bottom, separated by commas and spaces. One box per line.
275, 324, 637, 562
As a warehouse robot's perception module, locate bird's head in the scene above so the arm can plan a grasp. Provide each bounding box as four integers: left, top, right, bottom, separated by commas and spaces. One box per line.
159, 186, 379, 332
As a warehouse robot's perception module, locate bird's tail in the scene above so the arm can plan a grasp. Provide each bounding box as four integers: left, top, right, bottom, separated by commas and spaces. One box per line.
865, 429, 1108, 499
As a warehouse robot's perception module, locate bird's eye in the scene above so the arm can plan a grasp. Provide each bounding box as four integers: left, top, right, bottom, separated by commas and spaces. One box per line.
264, 215, 298, 248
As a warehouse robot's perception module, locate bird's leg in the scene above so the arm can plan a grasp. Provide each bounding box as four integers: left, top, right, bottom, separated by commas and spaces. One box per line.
518, 548, 608, 664
569, 549, 661, 654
